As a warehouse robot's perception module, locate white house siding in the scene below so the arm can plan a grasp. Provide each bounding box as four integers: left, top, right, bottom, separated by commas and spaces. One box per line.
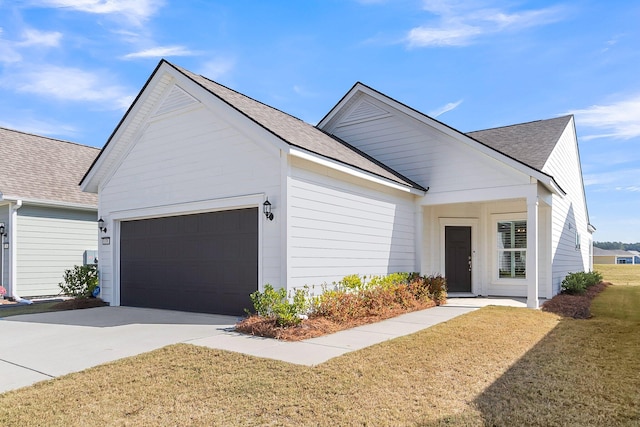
326, 95, 527, 194
15, 205, 97, 297
542, 120, 591, 294
97, 103, 281, 303
421, 199, 552, 298
288, 156, 417, 292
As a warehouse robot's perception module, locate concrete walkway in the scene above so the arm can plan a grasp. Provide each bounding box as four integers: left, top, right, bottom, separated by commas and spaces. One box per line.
0, 297, 525, 394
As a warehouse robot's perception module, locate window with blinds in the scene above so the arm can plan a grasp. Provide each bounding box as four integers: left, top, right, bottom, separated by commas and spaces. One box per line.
497, 220, 527, 279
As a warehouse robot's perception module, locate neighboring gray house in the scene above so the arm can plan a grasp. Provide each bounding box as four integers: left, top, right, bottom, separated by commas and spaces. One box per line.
593, 247, 637, 264
0, 127, 99, 299
81, 60, 594, 315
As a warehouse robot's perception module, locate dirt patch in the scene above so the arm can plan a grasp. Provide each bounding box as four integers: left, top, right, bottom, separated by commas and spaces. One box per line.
541, 282, 611, 318
236, 299, 437, 341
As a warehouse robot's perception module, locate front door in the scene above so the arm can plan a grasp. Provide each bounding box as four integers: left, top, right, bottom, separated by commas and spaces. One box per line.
445, 226, 472, 293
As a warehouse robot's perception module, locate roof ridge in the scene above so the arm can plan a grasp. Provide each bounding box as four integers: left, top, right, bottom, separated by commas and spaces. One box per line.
468, 115, 573, 134
0, 126, 100, 150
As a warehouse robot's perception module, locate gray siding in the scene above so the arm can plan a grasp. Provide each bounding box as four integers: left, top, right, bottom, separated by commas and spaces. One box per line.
0, 204, 9, 291
16, 205, 97, 297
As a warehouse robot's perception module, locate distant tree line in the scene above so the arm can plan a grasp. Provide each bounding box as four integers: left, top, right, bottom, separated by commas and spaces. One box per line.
594, 241, 640, 251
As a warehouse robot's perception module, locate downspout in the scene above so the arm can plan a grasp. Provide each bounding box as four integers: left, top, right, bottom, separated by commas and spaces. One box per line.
8, 200, 30, 303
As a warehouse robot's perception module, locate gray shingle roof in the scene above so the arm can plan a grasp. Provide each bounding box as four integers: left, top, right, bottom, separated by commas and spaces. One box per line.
0, 127, 99, 206
467, 115, 572, 171
169, 62, 426, 191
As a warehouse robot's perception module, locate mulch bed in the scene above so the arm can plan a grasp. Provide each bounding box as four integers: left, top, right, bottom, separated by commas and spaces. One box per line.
236, 299, 438, 341
541, 282, 611, 319
51, 298, 108, 310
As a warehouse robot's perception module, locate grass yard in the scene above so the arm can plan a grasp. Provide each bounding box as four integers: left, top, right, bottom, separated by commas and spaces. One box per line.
0, 301, 63, 317
0, 266, 638, 426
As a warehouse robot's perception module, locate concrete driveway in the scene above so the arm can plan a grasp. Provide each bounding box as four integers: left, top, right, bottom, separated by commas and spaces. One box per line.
0, 307, 239, 394
0, 298, 523, 394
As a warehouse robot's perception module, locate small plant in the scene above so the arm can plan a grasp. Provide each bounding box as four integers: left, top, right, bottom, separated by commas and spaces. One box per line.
59, 264, 98, 298
561, 271, 603, 295
337, 274, 366, 292
249, 284, 309, 327
0, 285, 6, 299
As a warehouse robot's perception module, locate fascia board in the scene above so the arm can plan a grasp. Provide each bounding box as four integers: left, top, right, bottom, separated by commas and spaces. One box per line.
288, 147, 425, 196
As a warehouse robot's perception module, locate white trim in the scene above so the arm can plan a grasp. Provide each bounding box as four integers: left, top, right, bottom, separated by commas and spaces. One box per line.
438, 218, 479, 295
0, 195, 96, 212
107, 193, 264, 307
288, 147, 425, 196
491, 212, 527, 286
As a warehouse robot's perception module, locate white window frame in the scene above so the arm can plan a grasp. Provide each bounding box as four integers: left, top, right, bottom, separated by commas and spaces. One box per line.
492, 213, 527, 284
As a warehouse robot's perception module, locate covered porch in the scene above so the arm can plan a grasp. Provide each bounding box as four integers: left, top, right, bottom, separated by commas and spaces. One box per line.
418, 183, 553, 308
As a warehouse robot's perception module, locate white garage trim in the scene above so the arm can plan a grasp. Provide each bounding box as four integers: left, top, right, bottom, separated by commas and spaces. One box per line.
104, 193, 265, 306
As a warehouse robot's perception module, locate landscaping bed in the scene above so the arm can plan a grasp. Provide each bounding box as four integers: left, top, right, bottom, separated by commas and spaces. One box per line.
541, 270, 609, 318
235, 273, 447, 341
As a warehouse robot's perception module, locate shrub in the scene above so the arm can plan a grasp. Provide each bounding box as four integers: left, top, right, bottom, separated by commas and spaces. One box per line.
561, 271, 603, 295
249, 284, 309, 327
426, 275, 448, 305
368, 272, 411, 289
337, 274, 366, 292
59, 264, 98, 298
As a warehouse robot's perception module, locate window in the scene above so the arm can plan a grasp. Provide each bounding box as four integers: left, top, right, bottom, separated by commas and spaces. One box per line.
497, 220, 527, 279
575, 231, 581, 250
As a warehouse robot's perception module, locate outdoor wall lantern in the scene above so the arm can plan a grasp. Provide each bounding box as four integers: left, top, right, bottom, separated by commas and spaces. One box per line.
98, 217, 107, 233
263, 198, 274, 221
0, 223, 5, 237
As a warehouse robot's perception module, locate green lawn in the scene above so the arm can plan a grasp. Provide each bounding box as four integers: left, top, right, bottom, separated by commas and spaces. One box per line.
1, 266, 638, 426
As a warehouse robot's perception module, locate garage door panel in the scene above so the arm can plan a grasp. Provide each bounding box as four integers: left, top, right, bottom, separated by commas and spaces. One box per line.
120, 208, 258, 315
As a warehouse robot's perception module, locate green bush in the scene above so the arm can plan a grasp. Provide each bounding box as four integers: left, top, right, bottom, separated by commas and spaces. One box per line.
561, 271, 603, 295
249, 284, 309, 327
337, 274, 366, 292
59, 264, 98, 298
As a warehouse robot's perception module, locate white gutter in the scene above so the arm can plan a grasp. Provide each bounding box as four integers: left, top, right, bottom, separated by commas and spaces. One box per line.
0, 194, 96, 212
289, 147, 427, 196
8, 200, 31, 303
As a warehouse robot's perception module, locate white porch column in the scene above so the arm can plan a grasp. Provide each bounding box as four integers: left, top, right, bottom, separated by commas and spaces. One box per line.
526, 195, 539, 308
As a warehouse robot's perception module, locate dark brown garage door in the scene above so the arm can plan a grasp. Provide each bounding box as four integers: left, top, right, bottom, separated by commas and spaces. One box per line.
120, 208, 258, 315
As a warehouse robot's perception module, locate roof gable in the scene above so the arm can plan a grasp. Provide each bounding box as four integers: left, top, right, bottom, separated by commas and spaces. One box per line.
319, 82, 565, 195
0, 127, 98, 207
82, 60, 425, 194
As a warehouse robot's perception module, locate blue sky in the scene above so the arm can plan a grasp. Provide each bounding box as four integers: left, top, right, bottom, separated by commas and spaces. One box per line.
1, 0, 639, 242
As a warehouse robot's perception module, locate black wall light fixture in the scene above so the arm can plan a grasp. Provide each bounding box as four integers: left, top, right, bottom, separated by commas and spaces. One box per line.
263, 198, 274, 221
98, 217, 107, 233
0, 223, 5, 237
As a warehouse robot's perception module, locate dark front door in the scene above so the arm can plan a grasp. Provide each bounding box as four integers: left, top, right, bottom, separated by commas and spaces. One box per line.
445, 226, 472, 293
120, 208, 258, 315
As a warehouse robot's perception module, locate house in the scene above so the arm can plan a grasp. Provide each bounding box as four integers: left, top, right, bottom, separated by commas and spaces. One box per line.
80, 60, 594, 315
0, 127, 99, 300
593, 247, 637, 264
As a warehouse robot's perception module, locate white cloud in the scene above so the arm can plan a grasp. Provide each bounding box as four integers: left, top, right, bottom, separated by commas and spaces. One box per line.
18, 28, 63, 47
569, 95, 640, 140
198, 58, 236, 80
429, 99, 463, 117
406, 1, 564, 47
122, 45, 196, 59
2, 65, 134, 110
616, 186, 640, 192
29, 0, 165, 25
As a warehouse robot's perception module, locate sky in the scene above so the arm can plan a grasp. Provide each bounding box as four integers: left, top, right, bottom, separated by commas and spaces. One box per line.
0, 0, 639, 242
